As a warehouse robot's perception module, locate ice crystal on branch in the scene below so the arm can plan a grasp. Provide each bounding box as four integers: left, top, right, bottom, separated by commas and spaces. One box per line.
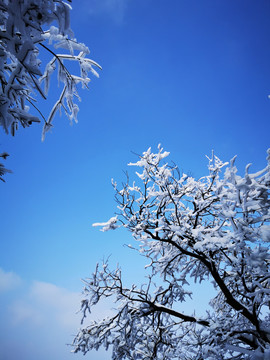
74, 146, 270, 359
0, 0, 101, 139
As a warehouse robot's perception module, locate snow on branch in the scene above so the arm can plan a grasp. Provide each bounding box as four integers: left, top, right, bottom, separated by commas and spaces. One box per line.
0, 151, 11, 182
74, 147, 270, 359
0, 0, 101, 139
92, 216, 119, 232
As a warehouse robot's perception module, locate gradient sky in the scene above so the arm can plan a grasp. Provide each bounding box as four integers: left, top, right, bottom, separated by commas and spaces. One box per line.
1, 1, 270, 359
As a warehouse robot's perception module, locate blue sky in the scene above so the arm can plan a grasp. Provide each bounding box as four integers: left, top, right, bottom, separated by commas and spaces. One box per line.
1, 0, 270, 359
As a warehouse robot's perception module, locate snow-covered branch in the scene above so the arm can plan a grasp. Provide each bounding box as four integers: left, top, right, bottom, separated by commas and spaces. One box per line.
0, 151, 11, 181
74, 146, 270, 359
0, 0, 101, 139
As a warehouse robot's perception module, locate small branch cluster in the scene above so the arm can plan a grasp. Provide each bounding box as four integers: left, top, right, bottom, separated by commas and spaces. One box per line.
0, 151, 11, 181
73, 145, 270, 359
0, 0, 101, 140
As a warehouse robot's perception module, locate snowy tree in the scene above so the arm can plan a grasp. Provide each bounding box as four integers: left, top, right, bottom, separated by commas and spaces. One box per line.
73, 145, 270, 359
0, 0, 101, 140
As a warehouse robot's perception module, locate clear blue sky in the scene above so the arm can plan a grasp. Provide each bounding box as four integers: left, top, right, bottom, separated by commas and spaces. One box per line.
1, 1, 270, 359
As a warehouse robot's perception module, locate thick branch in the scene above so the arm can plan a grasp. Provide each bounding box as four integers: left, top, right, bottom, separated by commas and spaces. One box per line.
144, 229, 258, 329
145, 302, 210, 327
